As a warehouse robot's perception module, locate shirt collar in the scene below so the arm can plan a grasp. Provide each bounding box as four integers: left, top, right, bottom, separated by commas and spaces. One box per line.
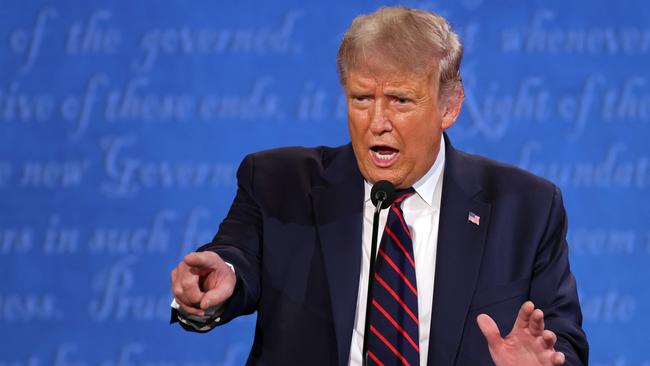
364, 138, 446, 209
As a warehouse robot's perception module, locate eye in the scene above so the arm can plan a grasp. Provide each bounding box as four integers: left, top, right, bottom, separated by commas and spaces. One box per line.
392, 96, 411, 105
351, 94, 371, 103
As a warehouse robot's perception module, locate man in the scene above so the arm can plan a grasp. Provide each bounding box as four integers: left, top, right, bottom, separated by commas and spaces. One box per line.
170, 7, 588, 365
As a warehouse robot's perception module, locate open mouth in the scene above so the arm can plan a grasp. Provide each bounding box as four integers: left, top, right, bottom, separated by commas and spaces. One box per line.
370, 145, 399, 165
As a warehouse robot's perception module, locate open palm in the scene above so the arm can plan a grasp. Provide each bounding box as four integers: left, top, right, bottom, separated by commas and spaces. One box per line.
477, 301, 565, 366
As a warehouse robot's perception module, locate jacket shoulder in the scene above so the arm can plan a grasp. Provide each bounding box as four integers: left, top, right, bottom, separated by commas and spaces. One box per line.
244, 145, 346, 182
250, 145, 343, 168
234, 145, 351, 209
454, 149, 559, 199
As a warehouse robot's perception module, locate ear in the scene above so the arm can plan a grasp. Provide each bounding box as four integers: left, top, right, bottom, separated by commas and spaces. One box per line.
441, 86, 464, 130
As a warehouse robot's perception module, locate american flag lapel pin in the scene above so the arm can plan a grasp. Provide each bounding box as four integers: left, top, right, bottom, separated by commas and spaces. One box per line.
468, 211, 480, 226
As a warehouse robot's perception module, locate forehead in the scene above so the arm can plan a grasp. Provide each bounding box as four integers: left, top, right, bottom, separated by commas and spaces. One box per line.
345, 67, 437, 93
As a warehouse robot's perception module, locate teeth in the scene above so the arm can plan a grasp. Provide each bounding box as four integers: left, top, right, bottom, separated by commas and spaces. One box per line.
373, 150, 396, 160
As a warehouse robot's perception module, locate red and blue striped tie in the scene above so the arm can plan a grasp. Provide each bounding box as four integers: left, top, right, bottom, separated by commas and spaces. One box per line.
367, 188, 419, 366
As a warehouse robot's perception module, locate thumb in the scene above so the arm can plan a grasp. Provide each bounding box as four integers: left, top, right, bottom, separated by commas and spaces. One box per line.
477, 313, 503, 348
199, 271, 236, 310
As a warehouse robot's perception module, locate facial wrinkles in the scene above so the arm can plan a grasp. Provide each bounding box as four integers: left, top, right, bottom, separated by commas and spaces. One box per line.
345, 66, 454, 189
369, 85, 402, 142
368, 79, 421, 116
350, 76, 431, 142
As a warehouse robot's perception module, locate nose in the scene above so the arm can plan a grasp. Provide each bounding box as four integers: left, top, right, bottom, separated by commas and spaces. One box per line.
369, 99, 392, 135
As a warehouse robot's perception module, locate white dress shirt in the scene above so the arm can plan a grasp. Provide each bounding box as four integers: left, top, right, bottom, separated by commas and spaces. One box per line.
349, 141, 445, 366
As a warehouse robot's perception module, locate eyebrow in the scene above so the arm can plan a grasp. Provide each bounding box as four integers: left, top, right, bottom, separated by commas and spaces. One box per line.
384, 89, 415, 99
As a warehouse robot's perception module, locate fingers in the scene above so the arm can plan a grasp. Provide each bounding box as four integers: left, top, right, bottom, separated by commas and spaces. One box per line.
476, 313, 503, 348
552, 351, 565, 365
529, 308, 545, 337
178, 300, 207, 316
200, 276, 236, 310
171, 252, 235, 317
172, 267, 204, 316
171, 267, 189, 304
181, 269, 204, 305
542, 329, 557, 349
171, 261, 207, 314
513, 301, 535, 330
487, 301, 563, 365
543, 330, 564, 365
184, 251, 222, 269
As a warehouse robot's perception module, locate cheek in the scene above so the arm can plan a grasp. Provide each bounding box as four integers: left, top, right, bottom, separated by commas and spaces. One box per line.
348, 116, 369, 140
399, 120, 439, 156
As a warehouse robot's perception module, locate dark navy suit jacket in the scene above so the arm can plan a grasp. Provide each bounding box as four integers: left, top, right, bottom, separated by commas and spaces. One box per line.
173, 136, 588, 365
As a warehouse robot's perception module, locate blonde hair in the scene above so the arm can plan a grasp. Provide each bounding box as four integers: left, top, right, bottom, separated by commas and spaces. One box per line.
337, 6, 463, 97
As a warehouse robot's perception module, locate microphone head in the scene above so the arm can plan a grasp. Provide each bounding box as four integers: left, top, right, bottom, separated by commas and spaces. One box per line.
371, 180, 396, 209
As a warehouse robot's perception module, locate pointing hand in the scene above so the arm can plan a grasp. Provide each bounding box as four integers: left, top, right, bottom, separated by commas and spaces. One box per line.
171, 251, 236, 316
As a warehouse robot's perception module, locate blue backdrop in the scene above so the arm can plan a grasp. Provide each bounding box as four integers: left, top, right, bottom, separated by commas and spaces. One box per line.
1, 0, 648, 364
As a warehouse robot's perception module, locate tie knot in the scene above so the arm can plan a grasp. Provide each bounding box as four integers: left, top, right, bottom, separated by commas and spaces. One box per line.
393, 187, 415, 206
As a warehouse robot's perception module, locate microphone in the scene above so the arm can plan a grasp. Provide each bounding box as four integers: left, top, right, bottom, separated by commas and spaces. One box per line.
371, 180, 396, 209
363, 180, 396, 365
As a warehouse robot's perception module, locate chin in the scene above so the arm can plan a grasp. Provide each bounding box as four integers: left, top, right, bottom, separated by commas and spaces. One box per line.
366, 170, 402, 186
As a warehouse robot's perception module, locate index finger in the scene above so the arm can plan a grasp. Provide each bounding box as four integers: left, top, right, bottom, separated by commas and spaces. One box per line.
184, 251, 221, 269
513, 301, 535, 330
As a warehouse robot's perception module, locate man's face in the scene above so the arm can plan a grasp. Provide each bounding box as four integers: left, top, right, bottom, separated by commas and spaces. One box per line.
346, 68, 459, 189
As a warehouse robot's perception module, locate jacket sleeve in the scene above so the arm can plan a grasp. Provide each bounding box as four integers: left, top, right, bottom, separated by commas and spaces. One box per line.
530, 186, 589, 365
171, 153, 262, 331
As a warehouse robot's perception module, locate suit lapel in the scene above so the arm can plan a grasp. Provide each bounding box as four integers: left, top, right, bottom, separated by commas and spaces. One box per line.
427, 137, 492, 365
310, 145, 364, 366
